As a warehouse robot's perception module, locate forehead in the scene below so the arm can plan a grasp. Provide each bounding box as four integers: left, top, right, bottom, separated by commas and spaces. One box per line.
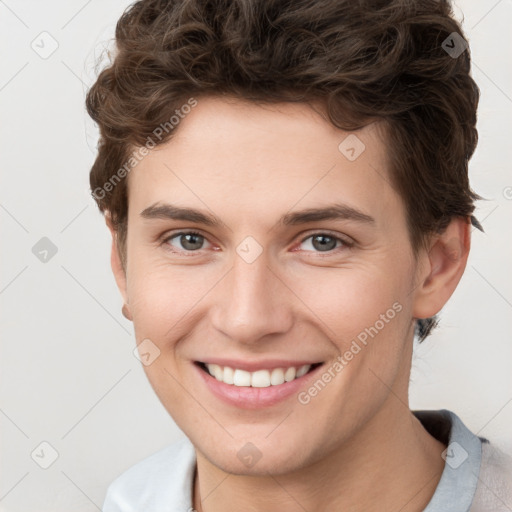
127, 96, 403, 230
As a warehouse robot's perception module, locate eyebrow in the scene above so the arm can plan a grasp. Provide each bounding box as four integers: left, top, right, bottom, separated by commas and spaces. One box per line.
140, 202, 375, 227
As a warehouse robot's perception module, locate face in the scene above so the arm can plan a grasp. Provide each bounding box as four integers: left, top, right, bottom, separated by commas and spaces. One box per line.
117, 96, 425, 475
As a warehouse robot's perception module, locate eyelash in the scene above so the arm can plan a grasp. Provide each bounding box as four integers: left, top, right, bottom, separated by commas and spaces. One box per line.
160, 230, 354, 256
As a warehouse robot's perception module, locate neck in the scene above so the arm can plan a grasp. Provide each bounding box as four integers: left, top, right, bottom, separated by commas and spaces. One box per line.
193, 399, 446, 512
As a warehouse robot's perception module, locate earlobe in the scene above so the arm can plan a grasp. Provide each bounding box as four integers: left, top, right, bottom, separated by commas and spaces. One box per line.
412, 217, 471, 320
121, 303, 133, 321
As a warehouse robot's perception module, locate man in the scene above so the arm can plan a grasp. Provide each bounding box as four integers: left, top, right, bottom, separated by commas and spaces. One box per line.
86, 0, 512, 510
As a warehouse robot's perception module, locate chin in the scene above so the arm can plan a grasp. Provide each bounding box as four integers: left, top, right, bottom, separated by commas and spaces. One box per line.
195, 433, 317, 477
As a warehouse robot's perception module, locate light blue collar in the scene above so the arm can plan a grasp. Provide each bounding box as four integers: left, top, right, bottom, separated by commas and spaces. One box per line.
420, 409, 482, 512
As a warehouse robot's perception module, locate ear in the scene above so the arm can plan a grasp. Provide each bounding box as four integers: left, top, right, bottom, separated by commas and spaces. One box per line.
412, 217, 471, 319
105, 215, 130, 313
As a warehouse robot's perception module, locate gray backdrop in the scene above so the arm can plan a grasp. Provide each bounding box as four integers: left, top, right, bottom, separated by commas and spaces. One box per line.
1, 1, 511, 510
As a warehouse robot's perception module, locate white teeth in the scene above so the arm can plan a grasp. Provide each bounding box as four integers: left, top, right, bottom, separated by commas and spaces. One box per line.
233, 369, 251, 386
296, 364, 310, 378
270, 368, 285, 385
205, 363, 312, 387
284, 367, 296, 382
211, 364, 223, 381
223, 366, 234, 385
251, 370, 271, 388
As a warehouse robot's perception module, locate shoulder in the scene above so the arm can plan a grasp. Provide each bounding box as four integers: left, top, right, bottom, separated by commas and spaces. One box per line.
470, 441, 512, 512
102, 436, 196, 512
415, 409, 511, 512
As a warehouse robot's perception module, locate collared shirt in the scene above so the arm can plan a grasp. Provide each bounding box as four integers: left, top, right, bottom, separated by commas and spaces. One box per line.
102, 409, 512, 511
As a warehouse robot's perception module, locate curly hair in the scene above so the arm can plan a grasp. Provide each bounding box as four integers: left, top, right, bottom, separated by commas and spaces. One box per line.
86, 0, 483, 342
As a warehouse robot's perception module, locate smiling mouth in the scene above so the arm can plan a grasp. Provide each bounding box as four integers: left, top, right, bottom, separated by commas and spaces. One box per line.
195, 361, 323, 387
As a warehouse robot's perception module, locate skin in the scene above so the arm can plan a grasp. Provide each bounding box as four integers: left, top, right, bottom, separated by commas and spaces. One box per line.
107, 96, 471, 511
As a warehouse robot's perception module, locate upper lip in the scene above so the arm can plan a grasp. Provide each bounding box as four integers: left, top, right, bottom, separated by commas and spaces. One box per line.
196, 358, 323, 372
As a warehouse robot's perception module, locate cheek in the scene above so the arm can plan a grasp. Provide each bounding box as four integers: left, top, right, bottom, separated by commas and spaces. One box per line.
294, 255, 415, 398
127, 261, 216, 345
126, 265, 205, 415
296, 262, 411, 344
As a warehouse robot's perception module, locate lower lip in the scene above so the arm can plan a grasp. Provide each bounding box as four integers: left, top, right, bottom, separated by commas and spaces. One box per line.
194, 363, 324, 409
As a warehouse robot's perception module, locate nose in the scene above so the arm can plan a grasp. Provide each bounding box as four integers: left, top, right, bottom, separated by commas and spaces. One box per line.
210, 249, 294, 345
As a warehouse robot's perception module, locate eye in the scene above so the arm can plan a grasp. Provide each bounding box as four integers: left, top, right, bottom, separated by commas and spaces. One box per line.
161, 230, 353, 256
163, 231, 212, 253
297, 232, 352, 254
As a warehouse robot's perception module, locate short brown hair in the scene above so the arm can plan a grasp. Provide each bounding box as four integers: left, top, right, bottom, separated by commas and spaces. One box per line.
86, 0, 482, 341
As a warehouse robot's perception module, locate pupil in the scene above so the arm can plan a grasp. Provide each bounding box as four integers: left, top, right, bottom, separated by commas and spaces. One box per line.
182, 234, 202, 250
313, 235, 336, 252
